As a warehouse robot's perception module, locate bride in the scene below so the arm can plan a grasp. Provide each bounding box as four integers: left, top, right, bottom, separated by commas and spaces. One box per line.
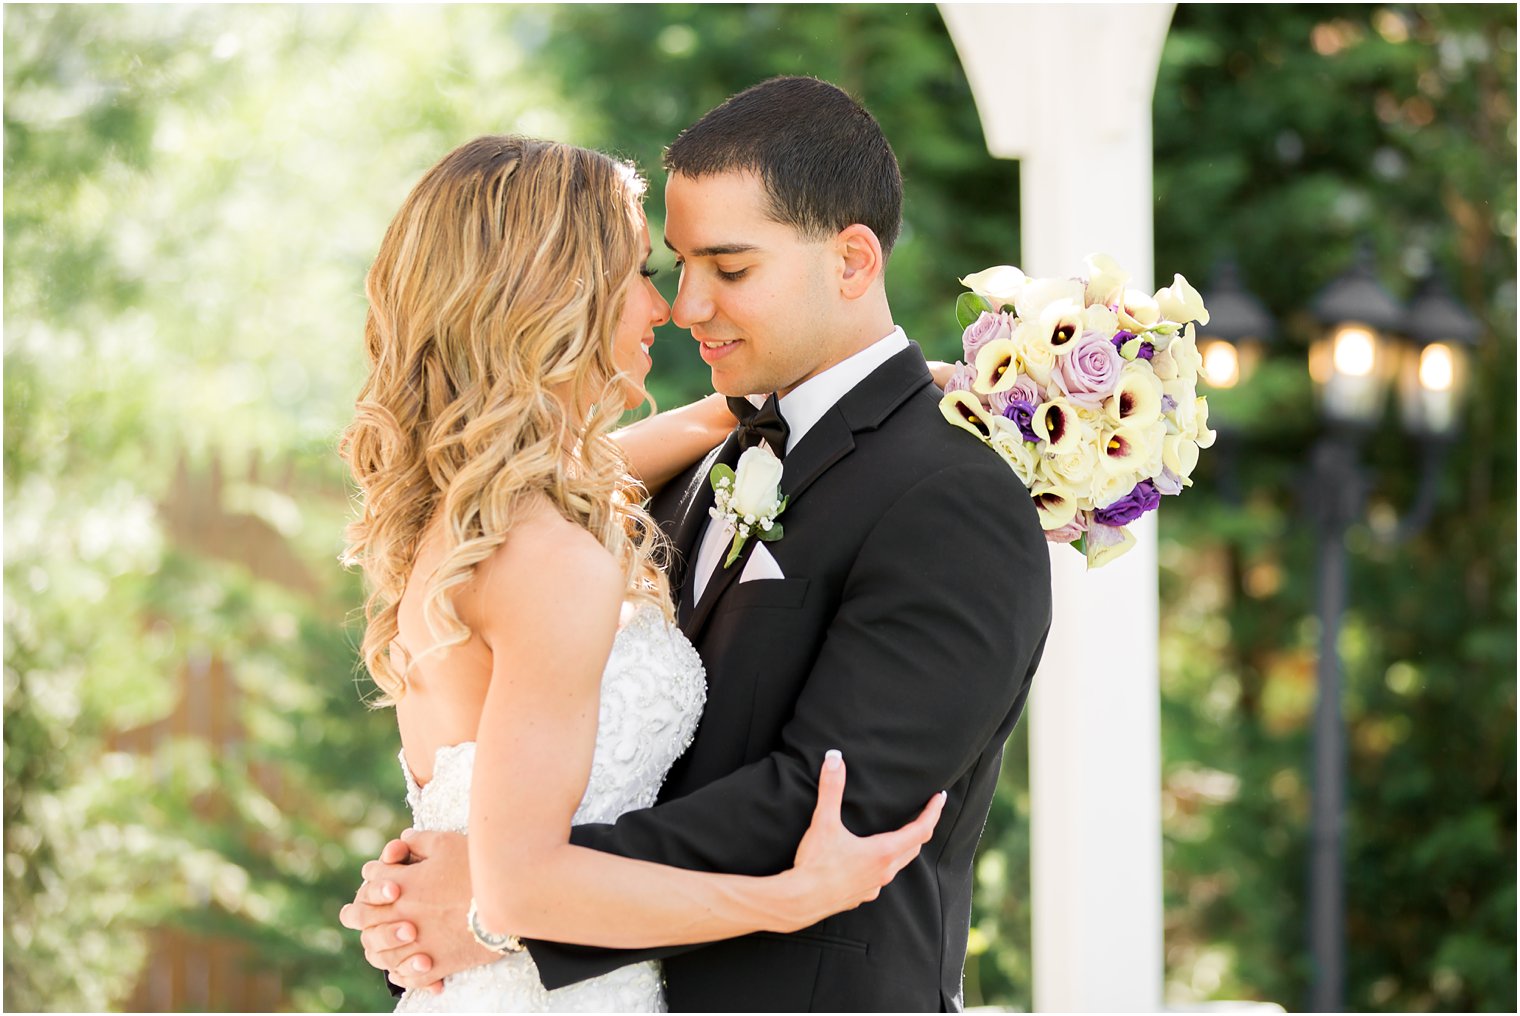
339, 136, 946, 1012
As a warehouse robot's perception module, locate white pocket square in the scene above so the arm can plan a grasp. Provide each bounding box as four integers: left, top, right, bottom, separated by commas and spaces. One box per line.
738, 542, 785, 583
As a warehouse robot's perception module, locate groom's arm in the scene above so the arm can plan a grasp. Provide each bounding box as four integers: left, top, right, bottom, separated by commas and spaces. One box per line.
529, 457, 1052, 987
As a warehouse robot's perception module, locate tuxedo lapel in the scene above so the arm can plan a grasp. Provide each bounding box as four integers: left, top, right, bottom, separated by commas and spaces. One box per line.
681, 520, 754, 637
669, 440, 733, 569
680, 345, 934, 642
674, 432, 742, 632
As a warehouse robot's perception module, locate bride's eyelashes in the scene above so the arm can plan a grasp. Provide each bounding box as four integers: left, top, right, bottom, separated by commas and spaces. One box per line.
640, 264, 659, 279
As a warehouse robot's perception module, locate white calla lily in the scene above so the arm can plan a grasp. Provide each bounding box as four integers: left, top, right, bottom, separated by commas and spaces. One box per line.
1032, 396, 1088, 455
1154, 272, 1210, 326
1162, 433, 1201, 485
1082, 302, 1120, 336
1107, 363, 1165, 426
1193, 397, 1217, 449
1031, 480, 1081, 530
1085, 524, 1137, 568
1014, 276, 1085, 323
959, 265, 1028, 309
972, 337, 1021, 395
1083, 253, 1130, 308
1117, 288, 1162, 331
1037, 298, 1086, 358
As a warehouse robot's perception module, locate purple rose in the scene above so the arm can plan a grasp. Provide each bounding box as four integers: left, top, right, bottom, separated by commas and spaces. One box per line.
944, 362, 977, 394
962, 310, 1015, 364
1054, 330, 1123, 408
1045, 514, 1089, 544
1092, 480, 1162, 526
988, 373, 1043, 415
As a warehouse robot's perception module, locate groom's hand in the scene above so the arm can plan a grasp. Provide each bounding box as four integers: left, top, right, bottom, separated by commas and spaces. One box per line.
337, 829, 496, 992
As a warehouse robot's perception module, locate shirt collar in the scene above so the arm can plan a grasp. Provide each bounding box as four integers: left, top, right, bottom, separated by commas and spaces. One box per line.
755, 327, 909, 454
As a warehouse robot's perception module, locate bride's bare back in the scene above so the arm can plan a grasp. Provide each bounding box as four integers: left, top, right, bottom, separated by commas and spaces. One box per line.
392, 495, 616, 787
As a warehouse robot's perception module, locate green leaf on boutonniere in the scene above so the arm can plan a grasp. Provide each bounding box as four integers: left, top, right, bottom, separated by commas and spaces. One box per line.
757, 524, 784, 543
709, 463, 736, 491
956, 292, 993, 330
1071, 535, 1087, 555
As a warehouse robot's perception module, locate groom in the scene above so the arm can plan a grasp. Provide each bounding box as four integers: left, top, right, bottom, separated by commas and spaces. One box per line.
342, 76, 1050, 1011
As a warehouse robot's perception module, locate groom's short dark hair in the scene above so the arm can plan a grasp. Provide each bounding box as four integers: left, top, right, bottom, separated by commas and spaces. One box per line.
664, 76, 904, 259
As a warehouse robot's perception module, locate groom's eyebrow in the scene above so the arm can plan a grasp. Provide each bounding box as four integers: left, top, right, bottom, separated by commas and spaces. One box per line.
663, 237, 760, 258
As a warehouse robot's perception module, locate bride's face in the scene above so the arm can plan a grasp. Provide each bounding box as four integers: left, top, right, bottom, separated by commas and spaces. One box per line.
611, 218, 672, 411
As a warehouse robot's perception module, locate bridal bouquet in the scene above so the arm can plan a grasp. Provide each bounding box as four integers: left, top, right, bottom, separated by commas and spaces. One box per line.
939, 254, 1215, 569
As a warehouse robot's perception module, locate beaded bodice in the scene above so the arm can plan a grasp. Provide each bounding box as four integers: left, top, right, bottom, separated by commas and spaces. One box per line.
392, 604, 705, 1013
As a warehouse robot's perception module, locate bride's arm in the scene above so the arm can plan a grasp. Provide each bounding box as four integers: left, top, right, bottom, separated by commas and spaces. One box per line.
611, 393, 734, 494
462, 514, 938, 950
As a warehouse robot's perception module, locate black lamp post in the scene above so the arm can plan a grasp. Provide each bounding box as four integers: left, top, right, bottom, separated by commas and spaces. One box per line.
1303, 245, 1478, 1013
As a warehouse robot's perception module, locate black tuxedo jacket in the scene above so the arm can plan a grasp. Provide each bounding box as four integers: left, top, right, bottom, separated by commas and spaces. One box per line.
525, 344, 1052, 1011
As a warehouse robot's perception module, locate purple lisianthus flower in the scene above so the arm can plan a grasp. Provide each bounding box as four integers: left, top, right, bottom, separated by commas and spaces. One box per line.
1054, 330, 1123, 408
1110, 329, 1156, 361
962, 310, 1015, 364
1160, 394, 1178, 414
1000, 398, 1041, 443
1092, 480, 1162, 526
944, 362, 977, 394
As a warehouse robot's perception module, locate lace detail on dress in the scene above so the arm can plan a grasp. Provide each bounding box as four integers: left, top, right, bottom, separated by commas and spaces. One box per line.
393, 604, 706, 1014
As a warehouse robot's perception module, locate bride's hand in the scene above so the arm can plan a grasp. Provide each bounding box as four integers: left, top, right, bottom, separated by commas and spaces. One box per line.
927, 360, 960, 390
779, 751, 946, 930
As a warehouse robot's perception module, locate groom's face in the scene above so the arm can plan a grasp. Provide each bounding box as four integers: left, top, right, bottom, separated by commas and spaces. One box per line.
664, 170, 838, 398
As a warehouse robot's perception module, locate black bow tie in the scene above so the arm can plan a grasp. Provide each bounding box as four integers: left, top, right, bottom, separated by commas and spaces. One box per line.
727, 393, 790, 459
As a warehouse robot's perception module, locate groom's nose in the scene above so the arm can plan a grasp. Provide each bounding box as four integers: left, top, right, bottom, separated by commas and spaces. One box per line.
671, 273, 713, 330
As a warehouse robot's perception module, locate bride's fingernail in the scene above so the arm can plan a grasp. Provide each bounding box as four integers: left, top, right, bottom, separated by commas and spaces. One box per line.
824, 749, 842, 770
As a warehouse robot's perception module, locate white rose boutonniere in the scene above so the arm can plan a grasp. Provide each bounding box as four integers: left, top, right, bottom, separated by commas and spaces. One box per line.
709, 445, 789, 568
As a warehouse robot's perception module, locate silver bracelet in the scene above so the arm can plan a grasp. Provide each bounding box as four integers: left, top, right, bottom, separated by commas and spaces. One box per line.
467, 898, 526, 954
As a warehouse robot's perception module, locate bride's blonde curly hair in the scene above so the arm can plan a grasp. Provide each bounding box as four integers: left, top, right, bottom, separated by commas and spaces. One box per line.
340, 135, 672, 705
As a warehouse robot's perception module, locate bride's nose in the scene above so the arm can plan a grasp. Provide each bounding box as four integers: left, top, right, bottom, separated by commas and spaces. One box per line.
650, 282, 672, 327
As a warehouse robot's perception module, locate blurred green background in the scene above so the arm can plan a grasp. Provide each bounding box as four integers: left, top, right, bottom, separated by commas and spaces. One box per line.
4, 4, 1514, 1012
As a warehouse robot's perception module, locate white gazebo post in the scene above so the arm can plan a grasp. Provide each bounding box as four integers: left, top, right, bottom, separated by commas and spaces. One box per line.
940, 5, 1175, 1011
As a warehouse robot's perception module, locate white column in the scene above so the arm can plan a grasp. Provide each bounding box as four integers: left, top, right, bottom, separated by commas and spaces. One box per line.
940, 5, 1174, 1012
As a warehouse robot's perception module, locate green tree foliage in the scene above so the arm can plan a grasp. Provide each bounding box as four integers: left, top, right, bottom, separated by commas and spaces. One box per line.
3, 4, 1512, 1013
1152, 5, 1516, 1011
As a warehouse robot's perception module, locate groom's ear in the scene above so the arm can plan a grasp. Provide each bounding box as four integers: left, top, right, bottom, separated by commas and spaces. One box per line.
834, 223, 885, 300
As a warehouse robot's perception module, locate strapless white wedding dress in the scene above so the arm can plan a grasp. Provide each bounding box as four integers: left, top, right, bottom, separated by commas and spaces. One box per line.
393, 604, 706, 1013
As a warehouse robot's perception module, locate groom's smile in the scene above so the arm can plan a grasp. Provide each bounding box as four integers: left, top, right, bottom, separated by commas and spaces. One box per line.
663, 170, 841, 399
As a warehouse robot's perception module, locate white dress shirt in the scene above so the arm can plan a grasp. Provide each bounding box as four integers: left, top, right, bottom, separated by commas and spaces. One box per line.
690, 327, 910, 602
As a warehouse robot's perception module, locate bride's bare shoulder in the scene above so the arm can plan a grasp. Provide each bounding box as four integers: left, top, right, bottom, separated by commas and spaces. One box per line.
460, 494, 623, 637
